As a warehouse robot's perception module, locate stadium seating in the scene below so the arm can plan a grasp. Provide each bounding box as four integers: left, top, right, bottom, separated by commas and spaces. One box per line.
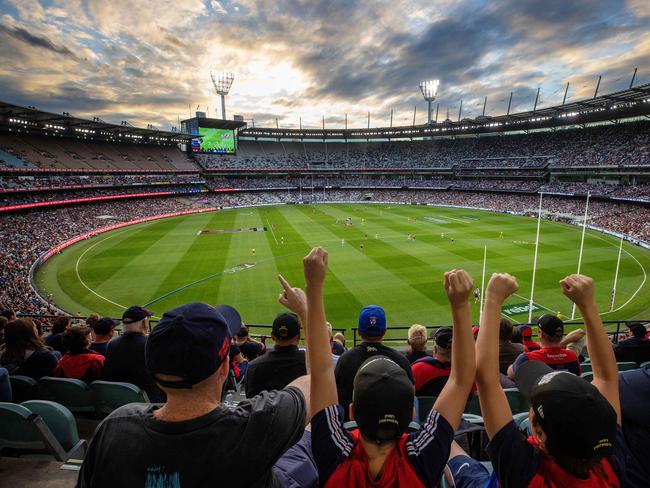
503, 388, 528, 414
616, 361, 639, 371
90, 380, 150, 416
581, 371, 594, 382
9, 375, 36, 403
415, 396, 437, 423
0, 401, 86, 461
580, 363, 593, 372
35, 377, 94, 414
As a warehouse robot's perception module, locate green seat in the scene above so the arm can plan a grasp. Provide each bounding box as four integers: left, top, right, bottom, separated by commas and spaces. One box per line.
36, 377, 94, 414
9, 375, 36, 403
90, 381, 150, 416
640, 361, 650, 369
464, 393, 482, 415
580, 363, 593, 373
462, 413, 483, 424
416, 396, 437, 423
513, 411, 529, 427
504, 388, 528, 414
581, 371, 594, 382
0, 401, 86, 461
617, 362, 638, 372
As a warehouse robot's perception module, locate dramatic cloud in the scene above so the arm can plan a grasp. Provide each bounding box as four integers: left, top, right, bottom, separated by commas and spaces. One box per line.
0, 0, 647, 129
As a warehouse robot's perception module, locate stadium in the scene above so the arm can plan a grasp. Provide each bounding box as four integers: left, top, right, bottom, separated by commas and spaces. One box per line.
1, 1, 649, 487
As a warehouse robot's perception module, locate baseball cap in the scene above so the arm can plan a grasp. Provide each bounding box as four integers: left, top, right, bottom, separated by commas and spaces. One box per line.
122, 306, 152, 324
515, 360, 616, 460
433, 327, 453, 349
272, 312, 301, 340
145, 302, 242, 389
519, 324, 533, 338
358, 305, 386, 337
537, 314, 564, 339
352, 356, 414, 442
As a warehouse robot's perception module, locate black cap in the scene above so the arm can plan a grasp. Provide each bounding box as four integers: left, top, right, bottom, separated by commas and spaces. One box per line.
537, 314, 564, 339
352, 356, 414, 443
122, 306, 152, 324
515, 361, 616, 460
272, 312, 301, 340
145, 302, 241, 389
433, 327, 453, 349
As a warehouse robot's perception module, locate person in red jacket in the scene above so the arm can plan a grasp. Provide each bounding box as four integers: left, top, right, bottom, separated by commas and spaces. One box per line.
55, 325, 104, 384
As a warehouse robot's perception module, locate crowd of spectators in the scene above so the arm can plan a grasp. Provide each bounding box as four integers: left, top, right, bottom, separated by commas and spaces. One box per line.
0, 173, 203, 191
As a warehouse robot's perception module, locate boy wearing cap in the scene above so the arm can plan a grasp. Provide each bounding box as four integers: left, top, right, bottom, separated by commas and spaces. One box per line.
78, 302, 315, 488
334, 304, 414, 419
518, 324, 541, 352
463, 273, 626, 487
411, 327, 455, 396
245, 312, 307, 398
507, 314, 581, 379
303, 246, 477, 487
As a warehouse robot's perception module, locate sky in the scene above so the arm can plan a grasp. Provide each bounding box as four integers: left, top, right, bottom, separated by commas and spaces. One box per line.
0, 0, 648, 130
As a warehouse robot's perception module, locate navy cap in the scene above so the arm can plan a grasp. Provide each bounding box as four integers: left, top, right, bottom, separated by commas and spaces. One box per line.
433, 327, 453, 349
537, 314, 564, 339
358, 305, 386, 337
122, 306, 152, 324
145, 302, 241, 389
272, 312, 301, 340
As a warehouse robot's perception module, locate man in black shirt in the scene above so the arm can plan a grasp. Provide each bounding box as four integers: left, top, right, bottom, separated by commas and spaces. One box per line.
245, 312, 307, 398
103, 306, 163, 402
334, 305, 414, 419
614, 323, 650, 365
235, 325, 266, 361
77, 302, 315, 488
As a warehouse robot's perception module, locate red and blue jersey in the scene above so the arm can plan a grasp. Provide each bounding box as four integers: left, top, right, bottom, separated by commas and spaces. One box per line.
412, 357, 451, 397
513, 346, 581, 375
311, 404, 454, 488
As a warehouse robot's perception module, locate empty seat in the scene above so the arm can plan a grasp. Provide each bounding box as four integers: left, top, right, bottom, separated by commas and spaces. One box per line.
504, 388, 528, 414
581, 371, 594, 382
9, 375, 36, 403
416, 396, 437, 423
465, 393, 482, 416
90, 380, 149, 416
36, 377, 94, 414
580, 363, 593, 373
616, 362, 638, 371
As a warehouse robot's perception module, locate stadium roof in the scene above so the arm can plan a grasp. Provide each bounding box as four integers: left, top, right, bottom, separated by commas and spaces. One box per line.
240, 84, 650, 141
0, 101, 195, 144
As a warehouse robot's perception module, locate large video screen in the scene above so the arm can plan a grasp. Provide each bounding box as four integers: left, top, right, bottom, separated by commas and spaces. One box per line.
192, 127, 236, 154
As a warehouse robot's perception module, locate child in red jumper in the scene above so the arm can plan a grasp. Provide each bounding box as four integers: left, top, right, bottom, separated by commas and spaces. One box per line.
55, 325, 104, 384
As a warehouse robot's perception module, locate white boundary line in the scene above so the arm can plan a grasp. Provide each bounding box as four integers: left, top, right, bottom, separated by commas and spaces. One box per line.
266, 218, 278, 245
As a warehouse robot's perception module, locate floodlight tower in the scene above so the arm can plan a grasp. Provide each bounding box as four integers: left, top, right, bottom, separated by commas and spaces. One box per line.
210, 71, 234, 120
419, 79, 440, 124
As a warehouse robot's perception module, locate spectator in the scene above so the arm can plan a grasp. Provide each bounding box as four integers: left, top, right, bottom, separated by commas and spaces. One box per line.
54, 326, 104, 383
518, 324, 541, 352
510, 327, 523, 346
78, 301, 315, 488
234, 325, 266, 361
85, 313, 100, 330
103, 306, 163, 402
304, 247, 477, 487
0, 309, 16, 321
333, 332, 347, 354
0, 318, 58, 380
613, 323, 650, 365
245, 312, 306, 398
326, 323, 342, 364
411, 327, 453, 396
89, 317, 117, 356
0, 316, 7, 348
508, 315, 581, 379
334, 305, 414, 419
406, 324, 429, 363
465, 273, 626, 486
618, 364, 650, 487
560, 328, 588, 362
498, 318, 524, 376
45, 315, 70, 354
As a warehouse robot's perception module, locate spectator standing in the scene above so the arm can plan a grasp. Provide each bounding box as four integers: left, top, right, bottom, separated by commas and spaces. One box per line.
235, 325, 266, 360
78, 301, 315, 488
103, 306, 162, 402
613, 323, 650, 365
411, 327, 453, 396
55, 326, 104, 383
334, 305, 414, 418
303, 247, 477, 487
498, 318, 524, 375
88, 317, 116, 356
0, 318, 58, 380
508, 315, 581, 379
45, 315, 71, 354
406, 324, 429, 363
245, 312, 306, 398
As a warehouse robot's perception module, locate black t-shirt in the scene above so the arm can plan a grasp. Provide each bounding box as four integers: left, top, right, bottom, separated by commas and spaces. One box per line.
334, 342, 414, 417
0, 348, 58, 380
103, 332, 163, 402
406, 349, 430, 364
245, 345, 306, 398
614, 338, 650, 365
77, 387, 306, 488
238, 340, 265, 361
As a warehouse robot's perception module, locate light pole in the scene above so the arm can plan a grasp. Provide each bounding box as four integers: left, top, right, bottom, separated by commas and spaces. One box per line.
210, 71, 234, 120
419, 79, 440, 124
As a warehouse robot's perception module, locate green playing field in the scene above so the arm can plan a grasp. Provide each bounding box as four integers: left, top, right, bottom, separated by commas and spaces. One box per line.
34, 203, 650, 336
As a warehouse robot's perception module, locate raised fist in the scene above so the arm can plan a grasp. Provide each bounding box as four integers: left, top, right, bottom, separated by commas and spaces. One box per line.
485, 273, 519, 303
444, 269, 474, 307
560, 274, 595, 308
303, 246, 328, 286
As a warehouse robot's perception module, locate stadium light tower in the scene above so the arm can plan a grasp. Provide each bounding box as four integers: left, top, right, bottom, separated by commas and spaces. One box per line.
419, 79, 440, 124
210, 71, 234, 120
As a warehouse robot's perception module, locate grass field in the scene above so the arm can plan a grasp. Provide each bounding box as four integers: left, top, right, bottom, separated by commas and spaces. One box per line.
35, 203, 650, 337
